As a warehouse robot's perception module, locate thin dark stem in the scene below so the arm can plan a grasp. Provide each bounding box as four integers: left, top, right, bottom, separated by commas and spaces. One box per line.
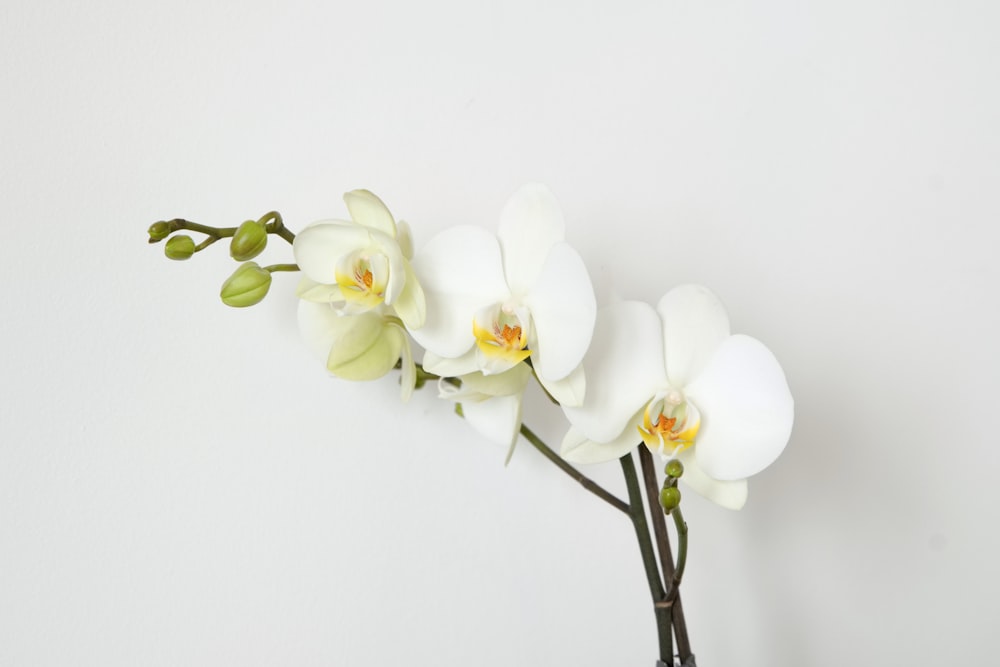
638, 447, 694, 663
620, 453, 672, 663
519, 424, 629, 515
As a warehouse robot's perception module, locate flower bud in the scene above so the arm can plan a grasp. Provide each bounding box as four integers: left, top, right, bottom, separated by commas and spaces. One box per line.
164, 235, 196, 260
148, 221, 172, 241
665, 459, 684, 479
660, 486, 681, 512
220, 262, 271, 307
230, 219, 268, 261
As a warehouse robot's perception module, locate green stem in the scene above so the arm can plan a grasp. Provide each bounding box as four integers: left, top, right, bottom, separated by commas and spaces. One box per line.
264, 263, 299, 273
519, 424, 629, 515
620, 452, 672, 663
669, 506, 688, 598
149, 212, 296, 247
259, 211, 295, 244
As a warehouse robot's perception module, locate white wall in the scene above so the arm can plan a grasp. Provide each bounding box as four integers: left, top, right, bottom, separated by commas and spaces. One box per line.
2, 1, 996, 665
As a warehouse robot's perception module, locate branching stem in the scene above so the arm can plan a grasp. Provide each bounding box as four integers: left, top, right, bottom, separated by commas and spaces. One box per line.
518, 424, 629, 515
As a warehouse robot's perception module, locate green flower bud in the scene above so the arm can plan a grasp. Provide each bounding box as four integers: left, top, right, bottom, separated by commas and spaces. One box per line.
220, 262, 271, 307
665, 459, 684, 479
148, 221, 172, 241
660, 486, 681, 512
164, 235, 196, 260
230, 219, 268, 261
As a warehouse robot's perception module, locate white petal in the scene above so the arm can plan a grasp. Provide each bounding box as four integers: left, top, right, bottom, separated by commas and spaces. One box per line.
370, 229, 407, 303
297, 300, 354, 362
293, 222, 372, 285
343, 189, 397, 236
685, 334, 794, 481
295, 277, 344, 303
560, 415, 642, 464
462, 364, 531, 397
677, 448, 748, 510
391, 258, 426, 330
562, 301, 667, 443
658, 284, 731, 388
422, 350, 480, 378
460, 393, 523, 451
409, 226, 509, 358
396, 220, 415, 259
535, 363, 586, 407
496, 183, 566, 295
523, 242, 597, 381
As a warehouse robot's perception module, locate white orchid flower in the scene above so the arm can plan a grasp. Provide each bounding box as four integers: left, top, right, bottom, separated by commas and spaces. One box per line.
298, 300, 417, 400
409, 184, 597, 413
436, 363, 531, 461
293, 189, 425, 331
561, 285, 794, 510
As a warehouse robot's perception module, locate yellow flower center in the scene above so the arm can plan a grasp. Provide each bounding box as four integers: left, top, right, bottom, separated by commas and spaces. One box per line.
335, 250, 388, 311
638, 390, 701, 456
472, 303, 532, 370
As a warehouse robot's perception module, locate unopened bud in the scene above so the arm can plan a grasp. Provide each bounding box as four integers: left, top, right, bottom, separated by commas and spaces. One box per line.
148, 221, 172, 242
164, 235, 196, 260
220, 262, 271, 307
229, 220, 268, 261
660, 486, 681, 512
665, 459, 684, 479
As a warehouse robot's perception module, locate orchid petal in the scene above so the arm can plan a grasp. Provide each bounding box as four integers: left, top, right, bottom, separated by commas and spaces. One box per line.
422, 350, 479, 378
460, 393, 523, 451
293, 222, 372, 285
535, 363, 586, 408
409, 226, 509, 358
658, 285, 731, 388
461, 364, 531, 397
677, 448, 748, 510
326, 315, 404, 381
562, 301, 666, 443
343, 189, 397, 236
369, 229, 407, 303
561, 412, 643, 464
295, 277, 344, 303
685, 334, 794, 481
475, 346, 527, 376
297, 300, 351, 362
523, 242, 596, 381
396, 220, 415, 259
392, 259, 426, 330
496, 183, 566, 295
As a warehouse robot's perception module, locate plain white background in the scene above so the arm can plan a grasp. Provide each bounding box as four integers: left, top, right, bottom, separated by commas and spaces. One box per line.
2, 1, 997, 665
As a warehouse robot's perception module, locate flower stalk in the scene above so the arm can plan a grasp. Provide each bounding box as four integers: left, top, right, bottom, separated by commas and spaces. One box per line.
518, 424, 628, 515
620, 452, 674, 664
639, 446, 693, 664
147, 211, 295, 250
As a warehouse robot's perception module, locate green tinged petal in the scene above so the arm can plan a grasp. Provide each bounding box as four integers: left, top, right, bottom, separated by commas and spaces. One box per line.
326, 314, 404, 381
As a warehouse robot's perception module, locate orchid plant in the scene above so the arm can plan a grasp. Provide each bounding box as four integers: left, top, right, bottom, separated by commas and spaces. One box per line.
147, 185, 794, 667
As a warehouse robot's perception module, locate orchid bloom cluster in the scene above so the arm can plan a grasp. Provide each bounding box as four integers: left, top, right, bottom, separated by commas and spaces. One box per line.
148, 188, 794, 663
280, 184, 793, 510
